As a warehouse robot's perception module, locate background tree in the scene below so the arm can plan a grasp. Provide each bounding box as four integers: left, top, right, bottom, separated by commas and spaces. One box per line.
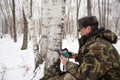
87, 0, 92, 16
31, 0, 42, 72
21, 9, 28, 50
0, 0, 10, 37
22, 0, 41, 71
12, 0, 17, 42
76, 0, 81, 37
64, 0, 81, 38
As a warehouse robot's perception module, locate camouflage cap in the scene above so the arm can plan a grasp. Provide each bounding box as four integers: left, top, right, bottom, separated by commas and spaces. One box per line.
78, 16, 98, 31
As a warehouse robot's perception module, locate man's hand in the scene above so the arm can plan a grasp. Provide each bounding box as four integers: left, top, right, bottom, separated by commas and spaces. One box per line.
69, 51, 78, 58
60, 55, 68, 66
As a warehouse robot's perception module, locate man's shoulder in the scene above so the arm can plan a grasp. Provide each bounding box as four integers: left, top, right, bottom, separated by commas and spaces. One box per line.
88, 37, 113, 49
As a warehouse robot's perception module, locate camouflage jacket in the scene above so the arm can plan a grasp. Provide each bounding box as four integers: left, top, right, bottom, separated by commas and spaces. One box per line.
65, 28, 120, 80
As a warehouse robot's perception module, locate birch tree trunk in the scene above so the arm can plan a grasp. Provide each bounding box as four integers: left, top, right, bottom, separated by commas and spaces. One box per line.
22, 0, 40, 70
32, 0, 42, 71
21, 9, 28, 50
98, 0, 102, 27
22, 0, 31, 50
0, 22, 2, 38
77, 0, 81, 37
64, 0, 79, 38
106, 0, 109, 29
12, 0, 17, 42
72, 0, 79, 38
102, 0, 106, 27
40, 0, 65, 79
87, 0, 92, 16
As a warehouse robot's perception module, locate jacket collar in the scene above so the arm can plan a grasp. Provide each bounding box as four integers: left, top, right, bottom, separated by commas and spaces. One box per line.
78, 27, 118, 47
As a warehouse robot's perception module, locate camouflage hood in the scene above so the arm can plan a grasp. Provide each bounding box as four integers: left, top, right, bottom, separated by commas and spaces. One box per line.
79, 27, 118, 47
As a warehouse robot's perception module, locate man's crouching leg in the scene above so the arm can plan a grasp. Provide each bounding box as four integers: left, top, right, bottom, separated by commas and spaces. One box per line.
48, 73, 76, 80
64, 73, 76, 80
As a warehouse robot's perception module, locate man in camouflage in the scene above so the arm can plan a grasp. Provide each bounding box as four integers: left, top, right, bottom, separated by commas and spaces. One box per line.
49, 16, 120, 80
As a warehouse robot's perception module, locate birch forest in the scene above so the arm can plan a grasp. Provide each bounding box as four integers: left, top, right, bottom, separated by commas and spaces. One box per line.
0, 0, 120, 79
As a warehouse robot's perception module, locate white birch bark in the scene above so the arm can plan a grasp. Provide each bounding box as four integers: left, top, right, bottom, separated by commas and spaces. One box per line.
41, 0, 65, 78
32, 0, 43, 70
22, 0, 40, 69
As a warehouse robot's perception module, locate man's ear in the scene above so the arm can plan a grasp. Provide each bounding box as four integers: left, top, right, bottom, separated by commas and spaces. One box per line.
87, 26, 92, 31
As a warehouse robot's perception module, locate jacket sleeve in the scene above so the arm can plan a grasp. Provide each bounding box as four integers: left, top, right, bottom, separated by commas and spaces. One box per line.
65, 61, 83, 79
65, 42, 114, 80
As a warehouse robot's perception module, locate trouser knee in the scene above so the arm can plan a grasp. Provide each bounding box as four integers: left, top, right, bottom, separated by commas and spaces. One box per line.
64, 73, 76, 80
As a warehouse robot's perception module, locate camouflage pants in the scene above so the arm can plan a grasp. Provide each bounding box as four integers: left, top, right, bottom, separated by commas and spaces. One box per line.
48, 73, 76, 80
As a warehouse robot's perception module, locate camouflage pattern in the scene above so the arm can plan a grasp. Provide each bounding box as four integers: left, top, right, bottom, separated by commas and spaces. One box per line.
47, 73, 76, 80
65, 28, 120, 80
47, 28, 120, 80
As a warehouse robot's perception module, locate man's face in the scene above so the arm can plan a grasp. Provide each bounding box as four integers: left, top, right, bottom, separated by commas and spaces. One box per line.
79, 26, 92, 36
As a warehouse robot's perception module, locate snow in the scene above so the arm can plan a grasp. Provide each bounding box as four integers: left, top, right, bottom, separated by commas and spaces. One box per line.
113, 38, 120, 53
0, 35, 35, 80
0, 35, 120, 80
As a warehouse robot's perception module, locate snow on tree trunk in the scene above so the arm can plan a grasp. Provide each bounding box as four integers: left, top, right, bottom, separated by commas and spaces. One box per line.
40, 0, 65, 79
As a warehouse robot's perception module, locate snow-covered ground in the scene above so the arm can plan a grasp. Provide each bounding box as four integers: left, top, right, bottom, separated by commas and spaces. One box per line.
0, 35, 120, 80
0, 35, 35, 80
